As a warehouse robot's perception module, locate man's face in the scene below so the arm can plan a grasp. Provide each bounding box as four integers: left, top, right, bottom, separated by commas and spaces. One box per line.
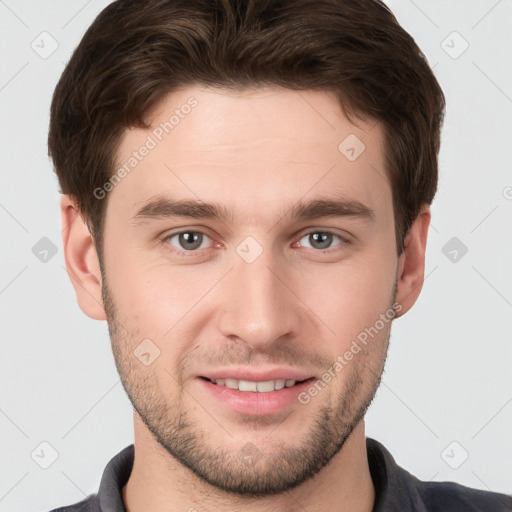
101, 85, 399, 495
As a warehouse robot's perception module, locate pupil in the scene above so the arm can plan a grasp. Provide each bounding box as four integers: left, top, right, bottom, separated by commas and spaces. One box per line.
180, 232, 202, 250
310, 232, 331, 249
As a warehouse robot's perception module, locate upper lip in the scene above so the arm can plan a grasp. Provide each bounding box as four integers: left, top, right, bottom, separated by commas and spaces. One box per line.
200, 367, 314, 382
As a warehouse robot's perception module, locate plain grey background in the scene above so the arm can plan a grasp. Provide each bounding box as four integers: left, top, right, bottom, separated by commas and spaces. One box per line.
1, 1, 511, 511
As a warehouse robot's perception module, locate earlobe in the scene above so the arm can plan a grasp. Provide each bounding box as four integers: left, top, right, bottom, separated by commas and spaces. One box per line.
60, 196, 106, 320
394, 206, 431, 319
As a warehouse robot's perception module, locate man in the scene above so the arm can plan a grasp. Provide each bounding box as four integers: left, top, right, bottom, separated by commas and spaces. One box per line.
48, 0, 512, 511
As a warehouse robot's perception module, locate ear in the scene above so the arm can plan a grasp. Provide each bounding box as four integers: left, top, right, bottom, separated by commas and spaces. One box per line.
394, 206, 431, 319
60, 195, 106, 320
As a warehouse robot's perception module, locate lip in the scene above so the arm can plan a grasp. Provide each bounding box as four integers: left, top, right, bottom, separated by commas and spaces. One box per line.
199, 367, 314, 382
196, 375, 316, 416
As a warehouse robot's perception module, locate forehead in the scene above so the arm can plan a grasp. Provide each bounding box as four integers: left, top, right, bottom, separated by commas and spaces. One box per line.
111, 85, 392, 226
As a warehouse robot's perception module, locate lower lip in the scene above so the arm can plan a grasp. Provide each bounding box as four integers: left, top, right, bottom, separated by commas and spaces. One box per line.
197, 378, 314, 415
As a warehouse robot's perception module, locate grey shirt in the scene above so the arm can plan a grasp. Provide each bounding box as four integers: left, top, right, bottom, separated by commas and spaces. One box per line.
49, 437, 512, 511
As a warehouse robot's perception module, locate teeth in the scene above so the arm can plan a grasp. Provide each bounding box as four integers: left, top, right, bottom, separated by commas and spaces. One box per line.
225, 378, 238, 389
256, 381, 274, 392
239, 380, 258, 392
211, 378, 297, 392
274, 379, 285, 390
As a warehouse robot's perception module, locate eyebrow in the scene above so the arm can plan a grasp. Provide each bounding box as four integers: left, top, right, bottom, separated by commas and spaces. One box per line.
131, 195, 375, 225
132, 197, 233, 224
289, 198, 375, 223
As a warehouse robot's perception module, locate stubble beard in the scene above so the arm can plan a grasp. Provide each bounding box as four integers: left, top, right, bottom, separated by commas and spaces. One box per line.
102, 274, 393, 497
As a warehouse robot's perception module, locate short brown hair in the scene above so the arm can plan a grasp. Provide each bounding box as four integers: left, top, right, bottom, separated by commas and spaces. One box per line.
48, 0, 445, 256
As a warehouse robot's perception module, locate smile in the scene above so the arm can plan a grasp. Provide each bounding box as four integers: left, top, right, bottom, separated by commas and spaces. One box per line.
205, 378, 305, 392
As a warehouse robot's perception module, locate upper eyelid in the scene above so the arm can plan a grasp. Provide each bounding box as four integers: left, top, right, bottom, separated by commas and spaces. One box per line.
163, 228, 348, 250
163, 229, 213, 241
298, 228, 347, 238
295, 231, 347, 250
164, 228, 347, 240
164, 230, 213, 246
295, 228, 349, 245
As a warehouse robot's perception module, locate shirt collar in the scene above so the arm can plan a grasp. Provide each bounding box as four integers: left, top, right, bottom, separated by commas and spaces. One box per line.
94, 437, 425, 511
366, 437, 429, 511
97, 444, 133, 512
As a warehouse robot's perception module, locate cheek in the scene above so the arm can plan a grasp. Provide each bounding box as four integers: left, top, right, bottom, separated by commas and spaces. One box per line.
295, 250, 396, 347
105, 249, 222, 342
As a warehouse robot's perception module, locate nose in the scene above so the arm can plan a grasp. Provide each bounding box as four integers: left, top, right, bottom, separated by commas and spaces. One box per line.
217, 246, 302, 352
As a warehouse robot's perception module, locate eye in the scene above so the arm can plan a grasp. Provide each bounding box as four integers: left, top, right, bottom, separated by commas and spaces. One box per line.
165, 231, 212, 252
297, 231, 345, 251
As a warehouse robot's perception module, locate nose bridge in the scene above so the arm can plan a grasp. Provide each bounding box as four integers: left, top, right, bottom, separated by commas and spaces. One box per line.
218, 244, 299, 349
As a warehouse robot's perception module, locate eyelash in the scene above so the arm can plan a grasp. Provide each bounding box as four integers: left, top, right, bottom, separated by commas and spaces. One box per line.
161, 229, 349, 256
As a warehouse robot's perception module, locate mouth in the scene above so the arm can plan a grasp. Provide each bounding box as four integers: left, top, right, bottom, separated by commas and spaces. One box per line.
198, 375, 316, 415
200, 376, 314, 392
196, 367, 317, 415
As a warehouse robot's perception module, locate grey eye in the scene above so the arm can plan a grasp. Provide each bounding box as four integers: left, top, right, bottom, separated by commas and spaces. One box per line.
300, 232, 342, 250
168, 232, 209, 251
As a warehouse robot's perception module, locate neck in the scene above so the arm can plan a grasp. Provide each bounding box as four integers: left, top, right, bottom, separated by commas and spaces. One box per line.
122, 414, 375, 512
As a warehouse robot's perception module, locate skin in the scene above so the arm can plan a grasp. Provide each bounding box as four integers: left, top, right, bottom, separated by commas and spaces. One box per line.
61, 85, 430, 512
